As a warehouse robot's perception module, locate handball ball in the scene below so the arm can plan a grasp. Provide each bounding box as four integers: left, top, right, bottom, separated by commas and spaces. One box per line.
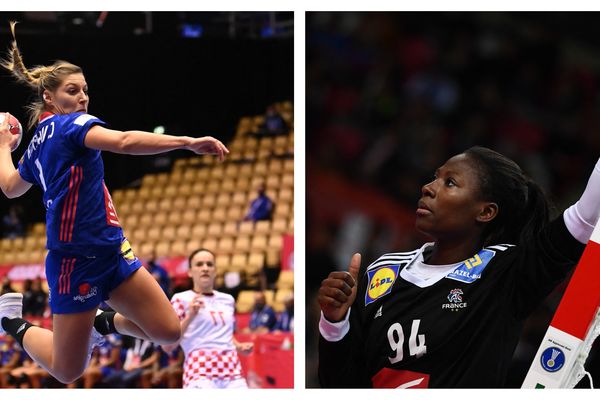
0, 113, 23, 152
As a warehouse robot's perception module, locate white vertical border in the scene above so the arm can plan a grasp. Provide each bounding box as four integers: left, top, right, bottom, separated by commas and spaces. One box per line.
293, 10, 306, 391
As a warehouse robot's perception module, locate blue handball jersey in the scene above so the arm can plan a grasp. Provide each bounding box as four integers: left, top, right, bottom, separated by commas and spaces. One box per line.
17, 112, 123, 255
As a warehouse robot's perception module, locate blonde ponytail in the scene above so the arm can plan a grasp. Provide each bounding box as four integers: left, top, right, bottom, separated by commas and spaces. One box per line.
1, 21, 83, 129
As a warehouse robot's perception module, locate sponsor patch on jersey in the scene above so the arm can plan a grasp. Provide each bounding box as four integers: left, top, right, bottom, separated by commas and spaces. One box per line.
73, 113, 97, 126
120, 239, 137, 265
365, 265, 399, 306
446, 248, 496, 283
540, 346, 565, 372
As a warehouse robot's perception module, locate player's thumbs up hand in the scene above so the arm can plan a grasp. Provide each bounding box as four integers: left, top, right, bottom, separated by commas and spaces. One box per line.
318, 253, 361, 323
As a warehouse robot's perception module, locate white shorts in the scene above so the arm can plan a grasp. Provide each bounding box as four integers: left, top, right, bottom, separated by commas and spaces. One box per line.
186, 376, 248, 389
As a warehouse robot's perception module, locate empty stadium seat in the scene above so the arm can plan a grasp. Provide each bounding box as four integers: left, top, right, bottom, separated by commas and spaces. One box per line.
277, 270, 293, 290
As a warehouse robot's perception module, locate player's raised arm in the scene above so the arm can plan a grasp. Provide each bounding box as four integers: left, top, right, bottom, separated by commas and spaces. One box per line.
84, 125, 229, 159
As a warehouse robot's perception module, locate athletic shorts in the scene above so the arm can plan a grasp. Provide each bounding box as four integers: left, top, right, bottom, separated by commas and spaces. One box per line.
46, 239, 142, 314
185, 377, 248, 389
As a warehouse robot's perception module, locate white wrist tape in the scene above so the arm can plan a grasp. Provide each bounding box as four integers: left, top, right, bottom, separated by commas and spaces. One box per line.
564, 158, 600, 244
319, 309, 351, 342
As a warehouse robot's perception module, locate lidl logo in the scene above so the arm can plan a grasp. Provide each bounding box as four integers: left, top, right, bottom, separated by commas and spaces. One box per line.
365, 265, 399, 306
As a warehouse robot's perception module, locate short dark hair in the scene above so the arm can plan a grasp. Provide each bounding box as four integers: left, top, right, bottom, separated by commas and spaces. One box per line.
463, 146, 552, 247
188, 248, 216, 269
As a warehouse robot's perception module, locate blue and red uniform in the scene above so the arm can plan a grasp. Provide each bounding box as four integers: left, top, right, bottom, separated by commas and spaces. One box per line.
17, 112, 141, 314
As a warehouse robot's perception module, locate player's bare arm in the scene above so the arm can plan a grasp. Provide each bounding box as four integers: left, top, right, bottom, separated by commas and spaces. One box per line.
84, 125, 229, 159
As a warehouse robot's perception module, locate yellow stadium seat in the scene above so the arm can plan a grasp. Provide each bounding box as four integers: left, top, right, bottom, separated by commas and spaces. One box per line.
162, 226, 177, 241
283, 159, 293, 173
274, 289, 293, 313
173, 158, 188, 170
163, 185, 178, 198
122, 215, 139, 230
170, 169, 184, 183
147, 226, 161, 241
230, 253, 247, 271
211, 208, 227, 223
215, 193, 231, 208
224, 164, 239, 179
220, 179, 236, 193
201, 194, 217, 209
231, 191, 248, 207
153, 213, 168, 227
191, 224, 207, 239
236, 177, 251, 192
172, 197, 187, 210
145, 199, 159, 213
176, 224, 193, 241
205, 181, 221, 194
207, 222, 223, 238
271, 218, 287, 235
196, 168, 210, 181
177, 183, 193, 197
196, 209, 212, 224
170, 240, 187, 257
202, 237, 218, 252
186, 197, 202, 211
226, 206, 244, 221
281, 173, 293, 189
248, 252, 265, 269
268, 159, 283, 174
277, 270, 293, 290
12, 238, 24, 250
266, 175, 280, 190
251, 235, 268, 252
150, 186, 163, 198
238, 164, 253, 178
268, 234, 283, 250
222, 222, 238, 238
255, 220, 271, 235
137, 214, 153, 228
235, 290, 256, 313
279, 188, 293, 204
23, 236, 37, 250
274, 203, 292, 218
254, 161, 268, 177
216, 254, 231, 270
239, 221, 254, 236
217, 237, 234, 254
155, 241, 171, 258
158, 198, 172, 212
166, 211, 182, 226
234, 236, 251, 253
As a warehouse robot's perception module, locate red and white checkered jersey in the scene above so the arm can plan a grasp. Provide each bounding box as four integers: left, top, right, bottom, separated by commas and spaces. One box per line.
171, 290, 237, 356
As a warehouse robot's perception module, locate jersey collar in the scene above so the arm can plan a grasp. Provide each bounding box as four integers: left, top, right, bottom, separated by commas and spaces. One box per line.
39, 112, 54, 123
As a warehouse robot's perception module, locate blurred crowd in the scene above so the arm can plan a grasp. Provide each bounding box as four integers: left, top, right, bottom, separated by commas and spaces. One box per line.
0, 265, 292, 388
306, 12, 600, 387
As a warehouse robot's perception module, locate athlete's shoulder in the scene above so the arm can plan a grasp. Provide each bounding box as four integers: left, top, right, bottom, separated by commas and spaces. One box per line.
171, 290, 194, 302
366, 247, 422, 272
213, 290, 235, 303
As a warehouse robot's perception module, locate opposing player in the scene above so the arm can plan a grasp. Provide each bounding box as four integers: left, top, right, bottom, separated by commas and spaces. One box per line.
318, 146, 600, 388
164, 249, 253, 389
0, 22, 229, 384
